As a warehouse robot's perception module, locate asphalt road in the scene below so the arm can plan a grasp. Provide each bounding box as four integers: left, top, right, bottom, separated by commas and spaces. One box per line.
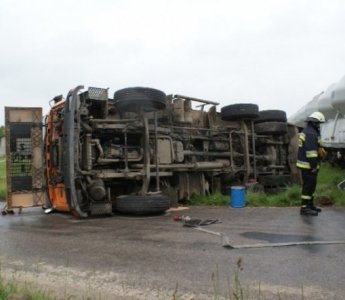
0, 205, 345, 299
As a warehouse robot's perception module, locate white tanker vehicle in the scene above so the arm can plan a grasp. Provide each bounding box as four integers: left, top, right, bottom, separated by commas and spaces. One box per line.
288, 74, 345, 167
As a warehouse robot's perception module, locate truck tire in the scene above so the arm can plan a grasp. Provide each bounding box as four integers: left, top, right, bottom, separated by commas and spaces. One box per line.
254, 121, 288, 135
114, 87, 166, 112
256, 110, 287, 123
221, 104, 259, 121
115, 195, 170, 215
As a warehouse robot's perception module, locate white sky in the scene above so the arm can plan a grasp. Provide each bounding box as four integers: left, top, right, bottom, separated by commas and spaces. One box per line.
1, 0, 345, 125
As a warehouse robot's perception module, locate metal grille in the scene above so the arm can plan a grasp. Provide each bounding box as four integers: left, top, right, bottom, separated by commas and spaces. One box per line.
32, 124, 43, 189
88, 87, 108, 100
9, 124, 32, 191
5, 107, 44, 209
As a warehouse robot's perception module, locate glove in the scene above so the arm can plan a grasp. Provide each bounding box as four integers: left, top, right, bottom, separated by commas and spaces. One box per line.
318, 147, 327, 159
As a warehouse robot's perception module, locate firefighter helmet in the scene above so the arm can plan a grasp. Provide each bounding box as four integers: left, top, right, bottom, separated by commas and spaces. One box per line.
306, 112, 325, 123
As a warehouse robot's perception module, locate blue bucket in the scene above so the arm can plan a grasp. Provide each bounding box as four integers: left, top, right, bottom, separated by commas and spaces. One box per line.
230, 186, 246, 208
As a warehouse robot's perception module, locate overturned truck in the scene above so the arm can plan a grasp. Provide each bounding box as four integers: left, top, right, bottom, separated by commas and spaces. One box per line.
5, 86, 299, 217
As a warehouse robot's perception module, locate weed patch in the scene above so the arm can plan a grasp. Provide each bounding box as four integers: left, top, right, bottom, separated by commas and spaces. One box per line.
0, 276, 52, 300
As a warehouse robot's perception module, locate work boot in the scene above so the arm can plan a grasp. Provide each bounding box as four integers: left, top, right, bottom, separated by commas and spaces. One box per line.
310, 205, 322, 213
300, 207, 318, 216
310, 198, 322, 212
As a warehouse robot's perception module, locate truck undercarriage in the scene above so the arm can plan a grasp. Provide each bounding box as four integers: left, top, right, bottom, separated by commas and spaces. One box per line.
5, 86, 299, 217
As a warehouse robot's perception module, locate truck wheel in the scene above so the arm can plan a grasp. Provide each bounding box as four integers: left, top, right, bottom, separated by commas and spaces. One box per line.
255, 110, 287, 123
221, 104, 259, 121
114, 87, 166, 112
254, 121, 288, 135
115, 195, 171, 215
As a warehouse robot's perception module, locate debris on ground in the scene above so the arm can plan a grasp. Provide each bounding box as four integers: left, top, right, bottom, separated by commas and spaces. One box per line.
172, 215, 221, 227
166, 206, 190, 212
317, 196, 334, 206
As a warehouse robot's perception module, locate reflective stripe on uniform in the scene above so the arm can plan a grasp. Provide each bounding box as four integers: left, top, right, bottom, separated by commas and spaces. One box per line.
306, 150, 318, 158
296, 160, 310, 169
298, 133, 305, 147
301, 195, 312, 200
299, 132, 306, 141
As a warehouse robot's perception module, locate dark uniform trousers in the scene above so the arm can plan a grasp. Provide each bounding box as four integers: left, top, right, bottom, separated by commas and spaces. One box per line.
301, 169, 317, 205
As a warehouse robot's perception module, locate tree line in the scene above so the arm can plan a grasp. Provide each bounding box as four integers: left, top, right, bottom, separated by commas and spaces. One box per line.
0, 126, 4, 139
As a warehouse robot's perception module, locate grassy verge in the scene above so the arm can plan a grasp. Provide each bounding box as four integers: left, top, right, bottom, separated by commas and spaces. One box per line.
190, 163, 345, 207
0, 157, 5, 200
316, 163, 345, 205
0, 277, 52, 300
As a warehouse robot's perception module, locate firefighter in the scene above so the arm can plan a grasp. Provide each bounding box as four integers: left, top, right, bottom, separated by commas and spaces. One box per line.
296, 111, 326, 216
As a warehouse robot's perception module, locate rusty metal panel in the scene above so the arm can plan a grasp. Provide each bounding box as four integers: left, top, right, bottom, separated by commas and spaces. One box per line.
157, 138, 172, 164
5, 107, 45, 209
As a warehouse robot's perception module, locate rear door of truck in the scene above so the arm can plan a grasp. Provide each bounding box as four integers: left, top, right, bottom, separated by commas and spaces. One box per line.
4, 107, 45, 212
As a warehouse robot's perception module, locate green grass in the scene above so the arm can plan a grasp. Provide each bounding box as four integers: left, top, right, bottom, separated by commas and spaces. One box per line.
0, 157, 5, 200
0, 276, 52, 300
189, 192, 229, 206
315, 163, 345, 205
189, 187, 301, 207
246, 184, 301, 207
190, 163, 345, 207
